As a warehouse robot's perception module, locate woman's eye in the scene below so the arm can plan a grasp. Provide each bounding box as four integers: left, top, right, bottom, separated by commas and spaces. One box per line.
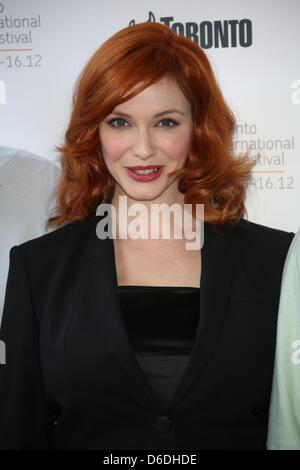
107, 118, 128, 129
107, 117, 178, 129
158, 118, 178, 128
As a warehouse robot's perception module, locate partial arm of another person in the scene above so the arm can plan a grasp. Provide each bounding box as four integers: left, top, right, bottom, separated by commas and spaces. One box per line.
267, 229, 300, 449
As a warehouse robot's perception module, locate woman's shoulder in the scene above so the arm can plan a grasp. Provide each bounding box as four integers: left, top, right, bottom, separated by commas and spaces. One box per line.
8, 216, 99, 288
224, 218, 295, 289
225, 218, 294, 248
17, 216, 97, 258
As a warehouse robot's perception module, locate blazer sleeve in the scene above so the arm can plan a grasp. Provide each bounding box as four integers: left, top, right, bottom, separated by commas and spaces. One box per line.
0, 245, 52, 449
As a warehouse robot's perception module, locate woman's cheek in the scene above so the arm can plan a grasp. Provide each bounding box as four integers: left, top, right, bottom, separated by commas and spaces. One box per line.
102, 140, 127, 163
164, 137, 190, 162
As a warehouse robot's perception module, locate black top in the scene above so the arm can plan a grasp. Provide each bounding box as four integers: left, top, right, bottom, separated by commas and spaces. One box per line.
118, 285, 200, 408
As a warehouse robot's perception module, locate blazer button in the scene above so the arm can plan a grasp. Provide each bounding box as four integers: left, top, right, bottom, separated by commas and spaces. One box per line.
157, 416, 172, 432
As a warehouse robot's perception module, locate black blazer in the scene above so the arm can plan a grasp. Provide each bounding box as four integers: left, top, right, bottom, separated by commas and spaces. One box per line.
0, 215, 294, 450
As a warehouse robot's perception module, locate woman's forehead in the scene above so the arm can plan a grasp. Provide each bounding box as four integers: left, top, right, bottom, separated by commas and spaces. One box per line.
114, 79, 190, 112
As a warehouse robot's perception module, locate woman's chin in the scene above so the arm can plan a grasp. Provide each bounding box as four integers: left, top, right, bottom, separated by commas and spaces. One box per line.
118, 188, 165, 203
127, 194, 161, 203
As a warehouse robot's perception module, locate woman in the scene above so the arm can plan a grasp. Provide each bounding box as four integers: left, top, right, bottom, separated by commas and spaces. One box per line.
0, 21, 294, 450
267, 228, 300, 450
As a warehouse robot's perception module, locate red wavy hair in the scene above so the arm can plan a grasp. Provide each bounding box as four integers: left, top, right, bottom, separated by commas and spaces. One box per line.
47, 21, 256, 229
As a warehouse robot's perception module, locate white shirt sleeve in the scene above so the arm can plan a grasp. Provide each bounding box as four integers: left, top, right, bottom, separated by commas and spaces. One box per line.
0, 147, 61, 326
267, 228, 300, 449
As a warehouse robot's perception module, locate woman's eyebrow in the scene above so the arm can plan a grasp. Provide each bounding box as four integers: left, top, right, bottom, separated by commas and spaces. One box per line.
110, 109, 186, 117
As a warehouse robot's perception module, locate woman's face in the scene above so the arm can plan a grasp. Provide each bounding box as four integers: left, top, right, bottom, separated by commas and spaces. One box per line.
98, 77, 194, 204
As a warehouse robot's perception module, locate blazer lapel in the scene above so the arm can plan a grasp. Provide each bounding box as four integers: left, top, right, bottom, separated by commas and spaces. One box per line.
166, 222, 236, 413
84, 215, 236, 414
84, 215, 163, 411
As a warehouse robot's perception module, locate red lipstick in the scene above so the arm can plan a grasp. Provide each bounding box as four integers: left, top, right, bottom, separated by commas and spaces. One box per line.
125, 165, 164, 182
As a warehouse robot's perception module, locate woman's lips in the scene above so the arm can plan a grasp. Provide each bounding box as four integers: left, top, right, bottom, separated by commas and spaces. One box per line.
126, 166, 164, 182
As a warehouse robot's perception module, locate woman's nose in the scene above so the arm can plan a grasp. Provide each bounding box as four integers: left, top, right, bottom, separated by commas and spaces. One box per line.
132, 128, 156, 159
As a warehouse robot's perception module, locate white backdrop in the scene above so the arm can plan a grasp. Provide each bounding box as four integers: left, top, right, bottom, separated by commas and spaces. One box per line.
1, 0, 299, 232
